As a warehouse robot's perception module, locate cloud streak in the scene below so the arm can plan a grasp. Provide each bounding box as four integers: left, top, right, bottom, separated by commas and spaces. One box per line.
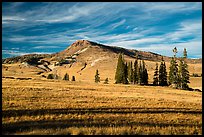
2, 49, 51, 58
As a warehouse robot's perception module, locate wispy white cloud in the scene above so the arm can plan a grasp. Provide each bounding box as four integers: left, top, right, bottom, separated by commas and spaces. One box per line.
3, 16, 25, 21
135, 40, 202, 58
165, 19, 202, 41
108, 37, 165, 48
6, 34, 69, 45
2, 2, 109, 29
32, 46, 61, 49
111, 19, 126, 30
145, 2, 201, 13
2, 49, 51, 57
3, 2, 201, 29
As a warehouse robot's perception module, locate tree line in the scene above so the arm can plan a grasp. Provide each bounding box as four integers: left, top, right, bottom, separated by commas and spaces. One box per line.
113, 47, 190, 90
47, 73, 76, 81
114, 53, 149, 85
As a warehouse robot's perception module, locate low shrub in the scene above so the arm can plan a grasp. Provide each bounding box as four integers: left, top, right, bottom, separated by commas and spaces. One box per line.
47, 74, 54, 79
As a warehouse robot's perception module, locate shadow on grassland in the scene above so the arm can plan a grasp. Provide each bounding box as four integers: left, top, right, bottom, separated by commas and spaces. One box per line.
3, 107, 201, 118
2, 117, 202, 134
2, 107, 202, 134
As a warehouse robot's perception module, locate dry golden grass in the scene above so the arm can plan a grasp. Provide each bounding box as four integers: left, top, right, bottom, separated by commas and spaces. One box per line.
2, 77, 202, 135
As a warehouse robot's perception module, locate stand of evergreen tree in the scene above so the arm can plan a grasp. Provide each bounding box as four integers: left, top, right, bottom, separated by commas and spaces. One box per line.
169, 47, 190, 90
115, 53, 148, 85
138, 60, 148, 85
95, 69, 100, 83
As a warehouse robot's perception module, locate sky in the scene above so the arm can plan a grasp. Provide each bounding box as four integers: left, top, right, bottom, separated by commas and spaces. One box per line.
2, 2, 202, 59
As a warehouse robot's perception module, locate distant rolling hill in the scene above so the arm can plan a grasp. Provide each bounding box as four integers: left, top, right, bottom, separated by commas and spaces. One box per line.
2, 40, 202, 84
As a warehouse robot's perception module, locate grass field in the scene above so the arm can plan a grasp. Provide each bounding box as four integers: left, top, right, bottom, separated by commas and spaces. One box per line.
2, 77, 202, 135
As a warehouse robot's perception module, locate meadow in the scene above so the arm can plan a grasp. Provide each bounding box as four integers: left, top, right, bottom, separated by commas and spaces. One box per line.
2, 77, 202, 135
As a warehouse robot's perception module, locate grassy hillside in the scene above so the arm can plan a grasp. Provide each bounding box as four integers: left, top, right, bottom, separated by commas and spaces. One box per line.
2, 57, 202, 90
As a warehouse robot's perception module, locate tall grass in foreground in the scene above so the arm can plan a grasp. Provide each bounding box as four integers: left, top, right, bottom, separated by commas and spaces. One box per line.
2, 79, 202, 135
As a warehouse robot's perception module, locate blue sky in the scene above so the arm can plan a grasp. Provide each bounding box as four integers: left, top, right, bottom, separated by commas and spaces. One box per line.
2, 2, 202, 59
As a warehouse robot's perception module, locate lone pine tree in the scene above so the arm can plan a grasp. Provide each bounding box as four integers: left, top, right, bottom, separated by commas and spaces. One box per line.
63, 73, 69, 81
183, 48, 187, 59
47, 74, 54, 79
104, 78, 109, 84
173, 47, 178, 58
72, 76, 76, 81
95, 69, 100, 83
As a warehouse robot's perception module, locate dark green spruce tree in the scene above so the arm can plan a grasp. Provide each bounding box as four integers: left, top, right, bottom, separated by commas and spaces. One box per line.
123, 62, 129, 84
169, 48, 179, 88
159, 57, 168, 86
63, 73, 69, 81
163, 61, 168, 86
115, 53, 125, 84
138, 60, 143, 85
153, 63, 159, 86
142, 60, 148, 85
104, 78, 109, 84
115, 53, 128, 84
72, 76, 76, 81
178, 49, 190, 90
128, 61, 134, 83
183, 48, 187, 59
133, 59, 138, 84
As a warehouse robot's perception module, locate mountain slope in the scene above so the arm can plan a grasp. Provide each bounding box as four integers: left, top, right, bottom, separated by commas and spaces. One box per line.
2, 39, 202, 64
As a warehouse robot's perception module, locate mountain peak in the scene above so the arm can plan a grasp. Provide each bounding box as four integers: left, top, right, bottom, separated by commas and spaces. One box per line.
65, 40, 91, 50
70, 39, 94, 47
